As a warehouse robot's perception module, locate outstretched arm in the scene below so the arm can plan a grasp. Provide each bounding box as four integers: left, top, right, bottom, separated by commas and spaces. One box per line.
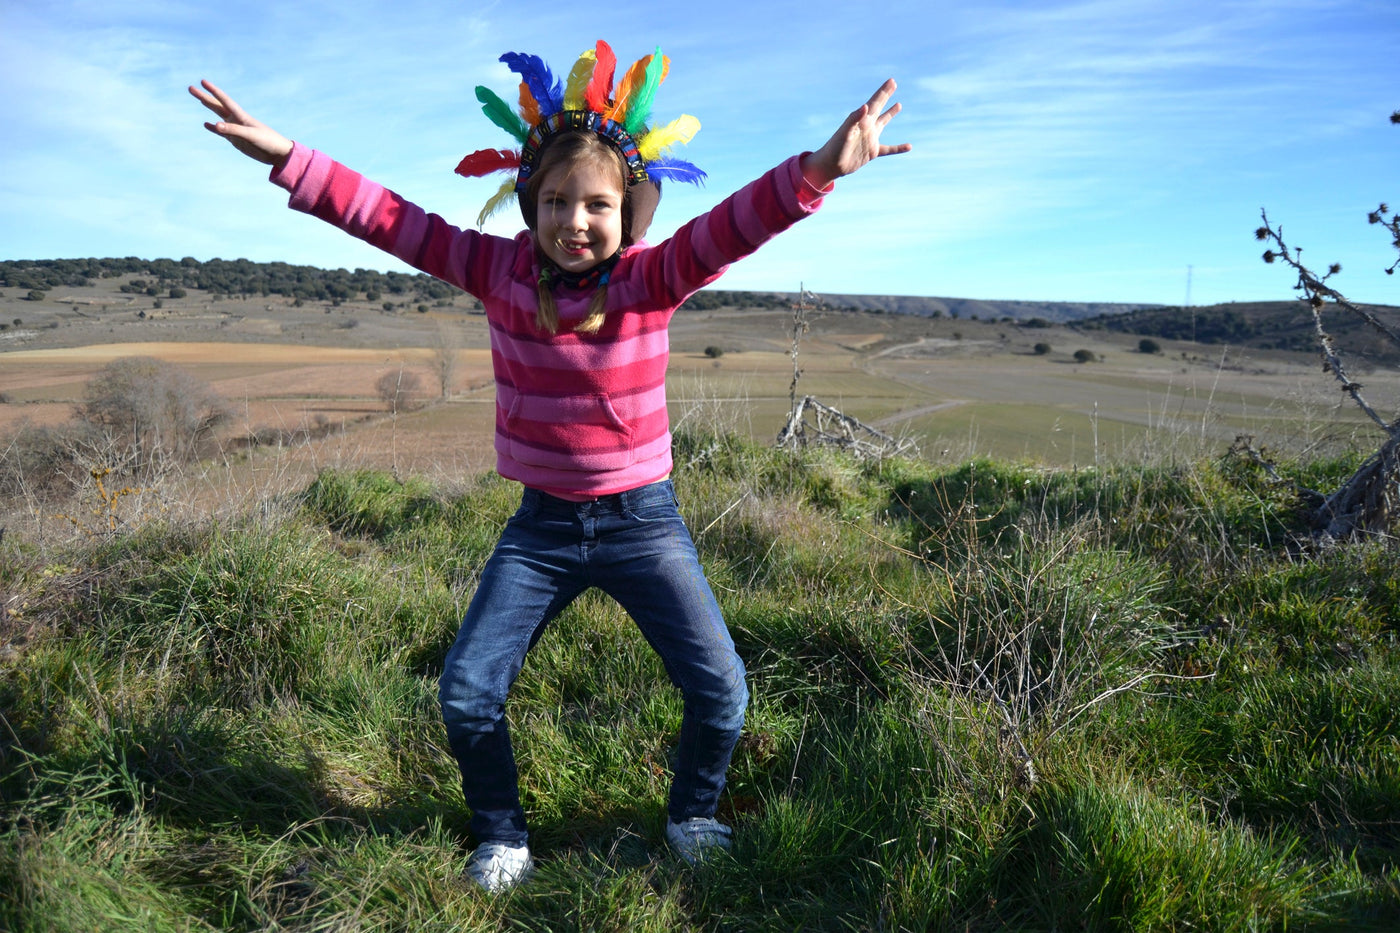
801, 79, 912, 189
189, 79, 293, 170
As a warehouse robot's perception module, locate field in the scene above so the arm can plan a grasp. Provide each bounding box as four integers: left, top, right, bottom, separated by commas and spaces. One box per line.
4, 274, 1392, 509
2, 276, 1398, 930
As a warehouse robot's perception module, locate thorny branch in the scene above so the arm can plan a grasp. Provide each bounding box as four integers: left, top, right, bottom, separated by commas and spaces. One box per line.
1252, 110, 1400, 541
1256, 209, 1400, 433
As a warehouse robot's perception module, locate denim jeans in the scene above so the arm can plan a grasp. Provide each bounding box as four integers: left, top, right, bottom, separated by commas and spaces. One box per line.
439, 479, 748, 847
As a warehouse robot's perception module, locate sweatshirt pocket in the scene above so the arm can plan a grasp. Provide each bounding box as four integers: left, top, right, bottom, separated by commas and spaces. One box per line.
504, 392, 636, 472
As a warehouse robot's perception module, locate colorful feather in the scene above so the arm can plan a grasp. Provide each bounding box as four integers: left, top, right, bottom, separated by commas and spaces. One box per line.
584, 41, 616, 113
637, 114, 698, 162
604, 53, 651, 124
476, 86, 528, 143
563, 50, 596, 111
645, 156, 707, 186
518, 82, 541, 127
476, 178, 518, 227
454, 148, 521, 178
500, 52, 561, 118
623, 50, 666, 135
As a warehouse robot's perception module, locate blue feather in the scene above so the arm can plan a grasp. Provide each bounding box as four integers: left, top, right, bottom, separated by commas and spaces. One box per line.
646, 156, 707, 186
500, 52, 562, 118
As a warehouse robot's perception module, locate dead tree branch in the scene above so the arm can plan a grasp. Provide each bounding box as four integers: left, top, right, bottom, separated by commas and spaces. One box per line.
775, 285, 918, 461
1255, 120, 1400, 542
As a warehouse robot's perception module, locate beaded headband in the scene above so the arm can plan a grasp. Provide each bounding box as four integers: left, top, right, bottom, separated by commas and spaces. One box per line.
454, 41, 706, 229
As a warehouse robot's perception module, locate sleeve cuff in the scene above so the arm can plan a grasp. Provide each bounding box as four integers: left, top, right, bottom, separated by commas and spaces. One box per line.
792, 152, 833, 209
270, 141, 314, 192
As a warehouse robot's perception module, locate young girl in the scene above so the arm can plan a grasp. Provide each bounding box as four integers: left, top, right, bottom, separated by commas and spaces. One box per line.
191, 40, 908, 892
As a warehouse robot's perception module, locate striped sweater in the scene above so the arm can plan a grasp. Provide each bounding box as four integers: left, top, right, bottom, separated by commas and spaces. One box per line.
271, 143, 828, 498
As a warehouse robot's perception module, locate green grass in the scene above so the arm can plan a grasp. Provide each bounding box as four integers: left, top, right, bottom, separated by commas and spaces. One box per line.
2, 430, 1398, 930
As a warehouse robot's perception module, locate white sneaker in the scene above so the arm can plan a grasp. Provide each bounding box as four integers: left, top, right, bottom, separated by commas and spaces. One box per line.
464, 842, 534, 892
665, 817, 733, 864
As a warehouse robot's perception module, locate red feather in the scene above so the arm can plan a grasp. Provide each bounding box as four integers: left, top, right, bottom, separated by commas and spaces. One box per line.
454, 148, 521, 178
584, 40, 617, 113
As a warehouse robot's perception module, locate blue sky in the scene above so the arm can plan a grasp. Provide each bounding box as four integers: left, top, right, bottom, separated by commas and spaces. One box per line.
2, 0, 1397, 307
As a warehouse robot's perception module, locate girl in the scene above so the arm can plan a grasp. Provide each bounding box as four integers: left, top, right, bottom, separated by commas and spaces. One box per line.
191, 41, 908, 892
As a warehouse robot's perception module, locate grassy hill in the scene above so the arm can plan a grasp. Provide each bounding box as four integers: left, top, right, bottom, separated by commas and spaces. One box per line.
1, 428, 1397, 930
1076, 300, 1400, 365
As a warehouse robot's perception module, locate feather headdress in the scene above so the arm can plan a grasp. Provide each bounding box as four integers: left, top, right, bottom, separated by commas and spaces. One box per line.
455, 40, 705, 227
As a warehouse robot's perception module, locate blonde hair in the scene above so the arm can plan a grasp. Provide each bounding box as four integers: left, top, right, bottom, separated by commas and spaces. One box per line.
526, 131, 630, 335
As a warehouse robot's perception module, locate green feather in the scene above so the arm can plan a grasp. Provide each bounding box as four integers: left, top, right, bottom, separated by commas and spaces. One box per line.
475, 86, 528, 143
623, 49, 664, 135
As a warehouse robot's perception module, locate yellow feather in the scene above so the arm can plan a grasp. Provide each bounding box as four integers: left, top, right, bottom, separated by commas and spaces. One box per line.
476, 178, 517, 227
564, 50, 596, 111
638, 114, 700, 161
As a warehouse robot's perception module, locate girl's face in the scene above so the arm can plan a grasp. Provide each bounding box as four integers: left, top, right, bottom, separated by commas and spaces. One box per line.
534, 158, 625, 273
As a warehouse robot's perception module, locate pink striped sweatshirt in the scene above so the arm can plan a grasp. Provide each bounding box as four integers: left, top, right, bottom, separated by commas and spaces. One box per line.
270, 143, 829, 498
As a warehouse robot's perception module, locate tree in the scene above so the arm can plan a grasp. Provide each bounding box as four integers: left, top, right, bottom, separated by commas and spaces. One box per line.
1253, 108, 1400, 542
704, 345, 725, 359
432, 326, 458, 399
77, 356, 229, 477
1033, 342, 1052, 356
376, 367, 425, 415
1138, 338, 1162, 354
1072, 349, 1096, 364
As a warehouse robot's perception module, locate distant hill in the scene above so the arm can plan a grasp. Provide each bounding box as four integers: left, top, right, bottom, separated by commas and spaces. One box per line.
770, 290, 1400, 365
5, 257, 1398, 363
772, 291, 1161, 323
1073, 300, 1400, 364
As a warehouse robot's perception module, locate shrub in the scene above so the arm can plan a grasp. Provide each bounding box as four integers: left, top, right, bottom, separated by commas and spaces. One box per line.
1139, 338, 1162, 354
704, 345, 725, 359
77, 356, 229, 476
375, 368, 426, 414
1073, 349, 1096, 363
0, 420, 94, 502
1034, 342, 1052, 355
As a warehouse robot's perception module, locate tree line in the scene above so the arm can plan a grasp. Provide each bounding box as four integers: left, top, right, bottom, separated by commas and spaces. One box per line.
0, 258, 797, 311
0, 257, 456, 304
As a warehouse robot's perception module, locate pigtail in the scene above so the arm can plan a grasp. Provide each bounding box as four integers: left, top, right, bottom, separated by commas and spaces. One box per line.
533, 280, 607, 335
535, 283, 561, 334
574, 286, 608, 334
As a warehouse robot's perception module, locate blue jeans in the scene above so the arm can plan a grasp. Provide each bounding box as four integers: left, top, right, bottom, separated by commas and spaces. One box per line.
438, 479, 748, 847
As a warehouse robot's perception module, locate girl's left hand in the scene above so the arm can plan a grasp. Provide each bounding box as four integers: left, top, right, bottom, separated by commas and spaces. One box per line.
802, 79, 911, 189
190, 79, 294, 170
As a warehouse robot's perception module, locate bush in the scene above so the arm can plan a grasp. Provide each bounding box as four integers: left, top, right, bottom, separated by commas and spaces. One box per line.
375, 368, 426, 414
1139, 338, 1162, 354
1073, 349, 1097, 363
77, 356, 229, 476
0, 421, 92, 502
1034, 342, 1052, 355
704, 345, 725, 359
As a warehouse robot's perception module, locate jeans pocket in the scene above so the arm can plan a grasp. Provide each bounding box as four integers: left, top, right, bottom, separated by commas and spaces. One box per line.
622, 482, 683, 525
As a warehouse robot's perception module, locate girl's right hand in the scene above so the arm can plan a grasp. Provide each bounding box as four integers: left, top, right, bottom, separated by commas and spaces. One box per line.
190, 79, 293, 169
